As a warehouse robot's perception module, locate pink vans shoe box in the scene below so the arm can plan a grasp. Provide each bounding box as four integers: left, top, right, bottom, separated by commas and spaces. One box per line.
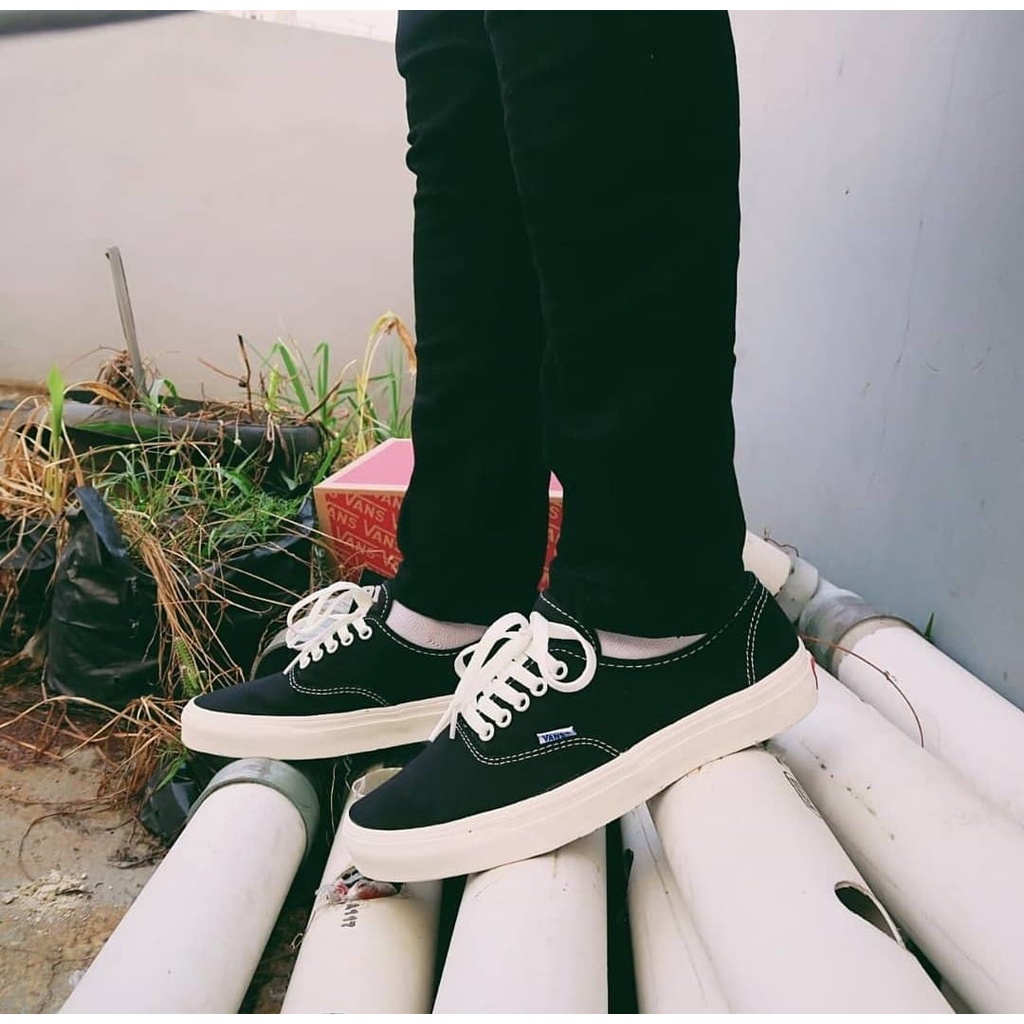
313, 438, 563, 589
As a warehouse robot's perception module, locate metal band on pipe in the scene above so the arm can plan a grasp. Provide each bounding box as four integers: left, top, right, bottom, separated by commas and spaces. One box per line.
189, 758, 320, 858
797, 578, 916, 673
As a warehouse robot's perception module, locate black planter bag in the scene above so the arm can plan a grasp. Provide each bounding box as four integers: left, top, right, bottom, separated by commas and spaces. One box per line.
45, 487, 160, 706
45, 488, 315, 706
0, 516, 57, 655
190, 497, 315, 679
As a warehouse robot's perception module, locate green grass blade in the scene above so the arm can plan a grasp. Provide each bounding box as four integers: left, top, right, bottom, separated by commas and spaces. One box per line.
47, 364, 65, 458
314, 342, 330, 405
270, 341, 310, 413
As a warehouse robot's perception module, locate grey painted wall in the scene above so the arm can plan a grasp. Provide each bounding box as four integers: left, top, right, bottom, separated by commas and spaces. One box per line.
0, 12, 412, 397
732, 12, 1024, 706
2, 12, 1022, 705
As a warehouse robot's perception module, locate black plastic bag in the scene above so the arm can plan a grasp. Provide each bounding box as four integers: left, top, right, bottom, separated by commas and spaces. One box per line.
0, 515, 57, 655
138, 749, 236, 844
191, 497, 315, 678
44, 487, 159, 706
45, 488, 315, 705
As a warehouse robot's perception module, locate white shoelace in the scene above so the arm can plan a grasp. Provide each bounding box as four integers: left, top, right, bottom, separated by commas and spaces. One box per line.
431, 611, 597, 743
284, 581, 379, 672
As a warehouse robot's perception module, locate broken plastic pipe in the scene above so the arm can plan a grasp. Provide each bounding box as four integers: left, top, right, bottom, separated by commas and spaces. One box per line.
771, 669, 1024, 1013
281, 767, 442, 1014
649, 747, 952, 1013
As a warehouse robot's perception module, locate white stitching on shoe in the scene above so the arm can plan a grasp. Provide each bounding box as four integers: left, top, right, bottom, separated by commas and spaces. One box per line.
538, 592, 589, 634
745, 587, 768, 687
552, 580, 760, 671
456, 721, 619, 763
286, 669, 390, 704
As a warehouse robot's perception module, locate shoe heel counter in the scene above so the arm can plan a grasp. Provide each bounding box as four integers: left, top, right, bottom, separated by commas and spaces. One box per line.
747, 583, 800, 685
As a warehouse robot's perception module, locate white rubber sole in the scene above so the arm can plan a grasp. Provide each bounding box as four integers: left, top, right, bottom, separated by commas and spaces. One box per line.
179, 694, 452, 760
342, 644, 818, 881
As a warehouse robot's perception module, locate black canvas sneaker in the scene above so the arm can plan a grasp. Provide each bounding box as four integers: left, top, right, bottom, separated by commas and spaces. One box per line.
180, 581, 463, 760
342, 573, 818, 881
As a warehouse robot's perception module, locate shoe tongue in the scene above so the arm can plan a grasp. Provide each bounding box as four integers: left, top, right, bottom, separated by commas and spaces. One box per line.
532, 591, 598, 649
369, 580, 391, 617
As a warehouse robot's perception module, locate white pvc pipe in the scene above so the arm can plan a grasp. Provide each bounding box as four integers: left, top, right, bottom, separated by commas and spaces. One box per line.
62, 760, 316, 1014
774, 552, 821, 622
281, 768, 442, 1014
649, 748, 951, 1013
620, 805, 728, 1013
771, 669, 1024, 1013
828, 617, 1024, 825
741, 531, 792, 595
433, 828, 607, 1013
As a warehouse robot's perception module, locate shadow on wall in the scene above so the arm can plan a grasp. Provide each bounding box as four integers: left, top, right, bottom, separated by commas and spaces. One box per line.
0, 12, 184, 36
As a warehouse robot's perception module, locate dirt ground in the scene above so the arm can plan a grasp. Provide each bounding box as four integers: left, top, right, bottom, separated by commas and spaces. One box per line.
0, 745, 161, 1013
0, 676, 316, 1014
0, 376, 327, 1012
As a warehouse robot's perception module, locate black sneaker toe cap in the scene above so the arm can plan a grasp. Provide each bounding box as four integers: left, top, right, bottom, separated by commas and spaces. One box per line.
191, 672, 291, 715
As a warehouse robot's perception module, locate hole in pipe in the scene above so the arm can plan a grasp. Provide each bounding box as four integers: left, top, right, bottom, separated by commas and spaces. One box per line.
834, 882, 898, 941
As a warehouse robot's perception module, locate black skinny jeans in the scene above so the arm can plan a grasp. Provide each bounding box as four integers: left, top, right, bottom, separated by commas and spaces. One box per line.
390, 11, 748, 636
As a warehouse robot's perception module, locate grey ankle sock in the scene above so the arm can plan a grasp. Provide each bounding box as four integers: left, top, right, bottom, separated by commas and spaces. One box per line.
386, 599, 486, 650
595, 629, 705, 660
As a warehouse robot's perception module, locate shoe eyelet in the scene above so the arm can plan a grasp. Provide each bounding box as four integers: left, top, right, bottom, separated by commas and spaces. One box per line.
553, 661, 568, 680
496, 710, 513, 728
340, 635, 354, 647
480, 724, 496, 742
531, 681, 548, 697
356, 625, 372, 641
513, 695, 530, 712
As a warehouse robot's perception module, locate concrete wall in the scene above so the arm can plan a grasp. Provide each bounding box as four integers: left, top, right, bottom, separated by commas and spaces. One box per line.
0, 12, 412, 397
2, 12, 1022, 706
213, 10, 398, 43
731, 12, 1024, 705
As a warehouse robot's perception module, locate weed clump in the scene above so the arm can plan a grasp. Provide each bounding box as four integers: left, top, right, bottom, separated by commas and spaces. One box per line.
0, 314, 415, 812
